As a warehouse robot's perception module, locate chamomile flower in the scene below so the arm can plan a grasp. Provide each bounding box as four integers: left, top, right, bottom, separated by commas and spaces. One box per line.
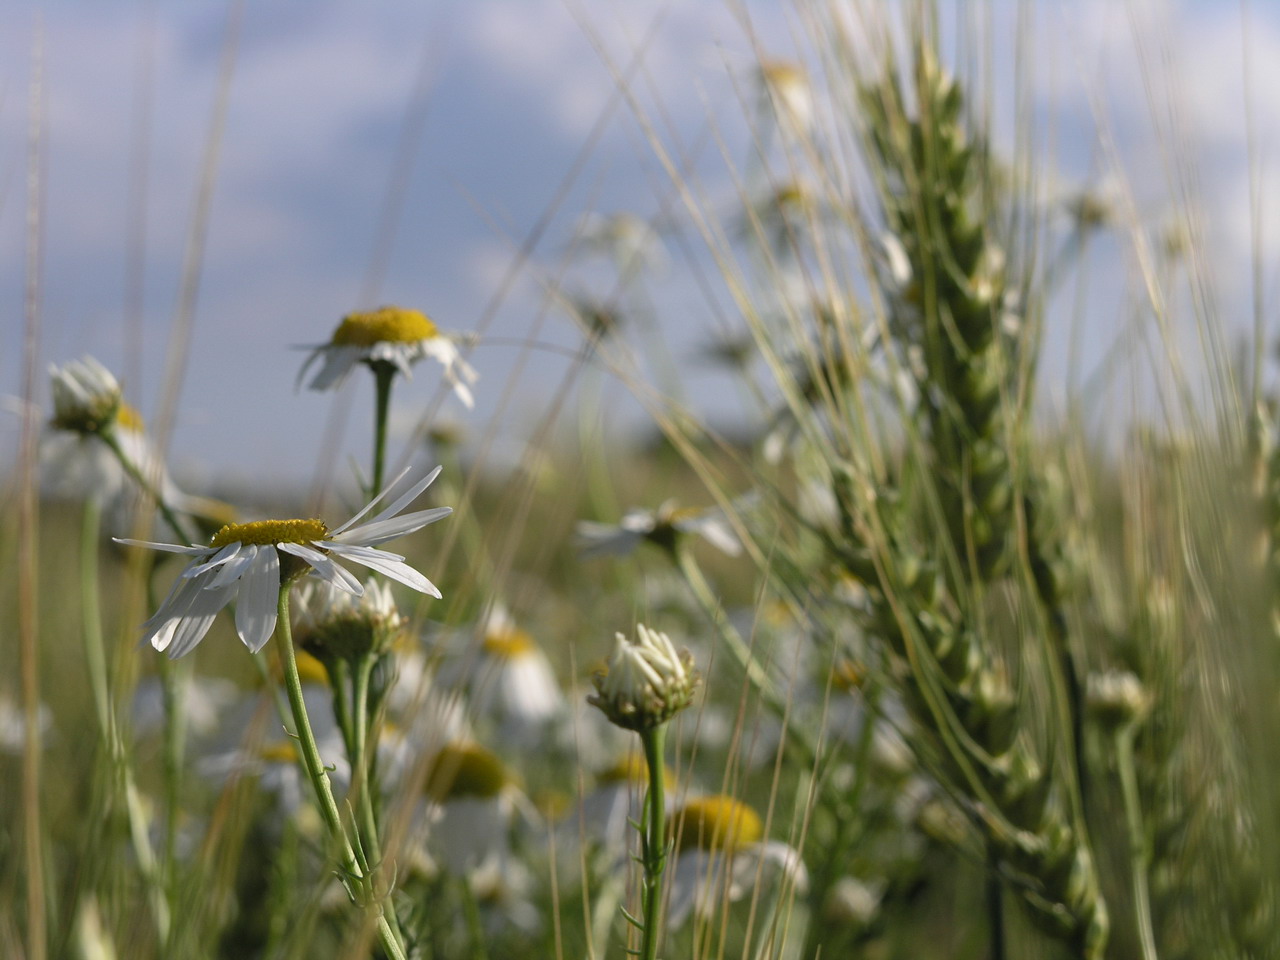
577, 753, 678, 860
420, 740, 529, 877
439, 606, 565, 744
576, 500, 742, 559
665, 794, 808, 929
758, 60, 814, 133
298, 305, 478, 408
117, 468, 451, 658
291, 575, 404, 662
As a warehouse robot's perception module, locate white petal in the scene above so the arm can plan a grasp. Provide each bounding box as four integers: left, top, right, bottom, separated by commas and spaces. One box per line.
182, 542, 242, 578
329, 465, 417, 534
278, 541, 364, 595
236, 545, 280, 652
114, 538, 208, 555
334, 465, 443, 535
326, 543, 441, 597
331, 506, 452, 547
206, 547, 257, 588
305, 346, 363, 391
166, 583, 237, 658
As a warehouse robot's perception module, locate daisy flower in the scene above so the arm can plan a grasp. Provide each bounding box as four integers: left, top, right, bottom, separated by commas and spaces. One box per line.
298, 305, 479, 408
576, 500, 742, 559
665, 794, 808, 929
758, 60, 814, 133
439, 606, 565, 745
419, 740, 529, 877
117, 468, 451, 658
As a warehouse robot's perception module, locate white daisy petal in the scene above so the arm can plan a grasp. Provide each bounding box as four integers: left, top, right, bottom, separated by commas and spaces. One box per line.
236, 545, 280, 652
327, 543, 441, 597
166, 583, 237, 658
331, 506, 452, 546
330, 464, 418, 533
114, 538, 207, 555
337, 465, 443, 533
182, 542, 242, 578
277, 541, 363, 595
206, 546, 257, 589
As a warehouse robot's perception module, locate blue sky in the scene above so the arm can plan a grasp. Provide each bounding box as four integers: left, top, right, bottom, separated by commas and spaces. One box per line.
2, 1, 1278, 490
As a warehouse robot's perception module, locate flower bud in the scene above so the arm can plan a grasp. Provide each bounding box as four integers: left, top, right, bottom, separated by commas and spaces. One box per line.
588, 624, 699, 731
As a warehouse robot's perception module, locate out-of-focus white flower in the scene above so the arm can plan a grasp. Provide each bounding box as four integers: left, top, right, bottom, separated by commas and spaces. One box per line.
574, 211, 667, 277
131, 673, 239, 741
822, 875, 884, 929
665, 794, 808, 929
197, 678, 346, 819
48, 356, 121, 435
0, 697, 52, 754
577, 500, 742, 558
419, 740, 531, 879
576, 753, 677, 860
440, 607, 565, 744
1086, 670, 1152, 731
42, 358, 202, 534
588, 624, 699, 732
116, 469, 451, 658
758, 60, 814, 133
298, 306, 478, 408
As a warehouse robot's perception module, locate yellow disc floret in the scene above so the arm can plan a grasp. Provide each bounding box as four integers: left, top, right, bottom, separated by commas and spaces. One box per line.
671, 795, 763, 853
259, 741, 299, 765
116, 402, 145, 432
482, 626, 537, 659
425, 742, 509, 801
210, 518, 328, 550
330, 306, 437, 347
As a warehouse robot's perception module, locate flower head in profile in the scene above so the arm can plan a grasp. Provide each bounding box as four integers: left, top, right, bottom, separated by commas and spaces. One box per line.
577, 500, 741, 559
49, 356, 122, 435
666, 794, 808, 928
588, 624, 699, 732
299, 305, 479, 408
116, 468, 451, 658
292, 575, 404, 663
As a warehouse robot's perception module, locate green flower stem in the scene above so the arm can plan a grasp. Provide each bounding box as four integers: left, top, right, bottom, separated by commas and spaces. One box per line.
158, 656, 189, 895
638, 723, 669, 960
80, 498, 111, 736
371, 363, 396, 499
1116, 727, 1159, 960
99, 427, 192, 543
350, 653, 405, 945
274, 585, 407, 960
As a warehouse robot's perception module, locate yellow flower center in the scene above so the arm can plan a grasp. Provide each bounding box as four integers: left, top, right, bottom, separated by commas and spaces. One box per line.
329, 306, 437, 347
482, 626, 537, 659
259, 741, 298, 764
425, 742, 509, 801
116, 402, 145, 432
270, 648, 330, 686
210, 518, 328, 549
761, 60, 805, 89
831, 659, 865, 693
672, 795, 763, 853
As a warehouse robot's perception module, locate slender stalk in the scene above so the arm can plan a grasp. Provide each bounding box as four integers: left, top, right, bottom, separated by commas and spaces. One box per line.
986, 843, 1006, 960
80, 499, 112, 736
100, 427, 192, 542
158, 656, 188, 899
371, 363, 396, 499
1116, 728, 1159, 960
350, 653, 405, 944
274, 584, 407, 960
638, 724, 669, 960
